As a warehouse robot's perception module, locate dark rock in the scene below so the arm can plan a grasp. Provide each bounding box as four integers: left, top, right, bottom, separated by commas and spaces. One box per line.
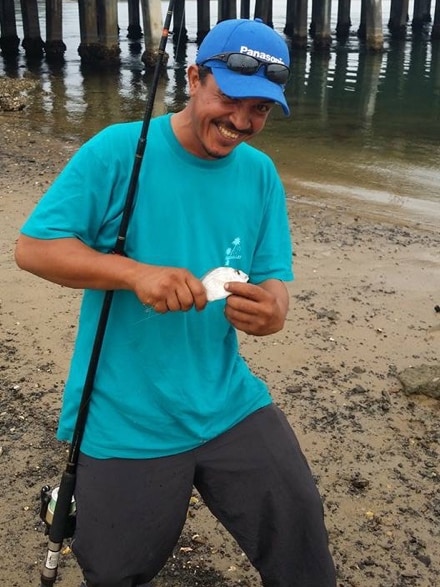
397, 364, 440, 399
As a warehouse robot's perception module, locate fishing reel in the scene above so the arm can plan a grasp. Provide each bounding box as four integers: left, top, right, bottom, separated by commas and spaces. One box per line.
39, 485, 77, 538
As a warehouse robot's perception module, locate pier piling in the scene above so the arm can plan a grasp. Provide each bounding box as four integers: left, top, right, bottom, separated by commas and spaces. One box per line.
310, 0, 333, 50
128, 0, 143, 39
0, 0, 20, 56
0, 0, 439, 65
78, 0, 120, 65
45, 0, 66, 60
388, 0, 409, 39
196, 0, 210, 43
433, 0, 440, 38
20, 0, 45, 58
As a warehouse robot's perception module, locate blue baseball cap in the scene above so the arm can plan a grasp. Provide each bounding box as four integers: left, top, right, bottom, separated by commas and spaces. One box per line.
196, 18, 290, 116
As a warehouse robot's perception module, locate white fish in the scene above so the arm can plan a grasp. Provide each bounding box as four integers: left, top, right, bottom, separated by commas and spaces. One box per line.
202, 267, 249, 302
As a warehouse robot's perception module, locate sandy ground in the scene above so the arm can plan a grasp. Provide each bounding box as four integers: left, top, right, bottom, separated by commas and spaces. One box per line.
1, 109, 439, 587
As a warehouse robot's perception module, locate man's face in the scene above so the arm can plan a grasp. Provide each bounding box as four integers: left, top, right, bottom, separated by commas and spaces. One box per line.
183, 65, 274, 160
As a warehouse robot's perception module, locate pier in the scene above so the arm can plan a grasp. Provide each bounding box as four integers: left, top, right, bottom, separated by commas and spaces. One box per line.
0, 0, 439, 66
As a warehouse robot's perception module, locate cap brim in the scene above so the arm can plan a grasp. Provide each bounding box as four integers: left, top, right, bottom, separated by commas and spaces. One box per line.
210, 67, 290, 116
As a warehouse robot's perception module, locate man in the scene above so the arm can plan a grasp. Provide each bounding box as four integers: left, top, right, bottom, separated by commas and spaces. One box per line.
15, 18, 336, 587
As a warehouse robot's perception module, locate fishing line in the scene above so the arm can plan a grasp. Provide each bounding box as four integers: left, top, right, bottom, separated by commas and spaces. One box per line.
38, 1, 176, 585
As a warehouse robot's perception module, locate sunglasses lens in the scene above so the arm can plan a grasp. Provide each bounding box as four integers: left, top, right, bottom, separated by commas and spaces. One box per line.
226, 54, 259, 74
266, 64, 290, 84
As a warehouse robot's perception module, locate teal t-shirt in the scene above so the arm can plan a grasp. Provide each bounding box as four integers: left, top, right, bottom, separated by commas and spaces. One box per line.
21, 114, 294, 458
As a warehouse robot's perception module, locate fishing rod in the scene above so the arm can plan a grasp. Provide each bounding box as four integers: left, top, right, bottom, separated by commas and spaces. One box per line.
38, 1, 176, 585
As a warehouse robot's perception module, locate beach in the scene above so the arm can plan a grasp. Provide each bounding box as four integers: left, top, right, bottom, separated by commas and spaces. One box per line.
1, 109, 439, 587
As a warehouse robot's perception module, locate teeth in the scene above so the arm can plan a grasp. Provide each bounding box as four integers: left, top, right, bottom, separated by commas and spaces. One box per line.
218, 123, 239, 140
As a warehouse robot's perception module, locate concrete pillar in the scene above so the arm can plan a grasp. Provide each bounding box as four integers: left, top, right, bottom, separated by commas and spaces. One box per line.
173, 0, 188, 43
97, 0, 119, 47
255, 0, 273, 27
20, 0, 45, 58
364, 0, 383, 51
388, 0, 409, 39
197, 0, 210, 43
412, 0, 432, 30
0, 0, 20, 56
286, 0, 308, 48
218, 0, 237, 22
45, 0, 66, 59
358, 0, 367, 39
78, 0, 99, 46
78, 0, 120, 64
140, 0, 167, 69
241, 0, 251, 19
432, 0, 440, 38
310, 0, 332, 50
336, 0, 352, 40
284, 0, 295, 35
128, 0, 142, 39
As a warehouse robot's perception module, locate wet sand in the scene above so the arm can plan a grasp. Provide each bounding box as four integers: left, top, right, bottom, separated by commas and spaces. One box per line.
1, 110, 439, 587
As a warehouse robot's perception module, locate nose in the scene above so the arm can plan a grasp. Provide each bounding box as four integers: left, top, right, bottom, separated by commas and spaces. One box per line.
229, 102, 252, 132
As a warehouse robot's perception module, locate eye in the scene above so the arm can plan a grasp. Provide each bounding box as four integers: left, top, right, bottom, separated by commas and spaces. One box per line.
256, 103, 273, 114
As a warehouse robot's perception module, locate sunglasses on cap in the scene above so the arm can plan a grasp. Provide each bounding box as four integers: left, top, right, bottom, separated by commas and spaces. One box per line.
200, 52, 290, 85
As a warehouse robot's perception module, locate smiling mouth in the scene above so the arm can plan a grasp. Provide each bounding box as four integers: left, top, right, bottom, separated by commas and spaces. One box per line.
217, 122, 241, 141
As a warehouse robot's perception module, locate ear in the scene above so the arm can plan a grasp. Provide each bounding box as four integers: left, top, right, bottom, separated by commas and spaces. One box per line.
187, 64, 201, 96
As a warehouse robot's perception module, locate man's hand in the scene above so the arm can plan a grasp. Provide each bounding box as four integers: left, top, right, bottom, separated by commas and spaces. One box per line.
224, 279, 289, 336
134, 266, 207, 313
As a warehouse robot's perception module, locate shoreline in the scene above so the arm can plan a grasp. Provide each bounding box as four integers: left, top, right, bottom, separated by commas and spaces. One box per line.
1, 114, 439, 586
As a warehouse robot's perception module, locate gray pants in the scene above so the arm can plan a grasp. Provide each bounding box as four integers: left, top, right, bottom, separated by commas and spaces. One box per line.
73, 404, 336, 587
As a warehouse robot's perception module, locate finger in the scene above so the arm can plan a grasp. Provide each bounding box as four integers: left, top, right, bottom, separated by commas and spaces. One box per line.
224, 281, 263, 300
225, 307, 256, 334
187, 278, 208, 310
166, 290, 183, 312
174, 281, 203, 311
226, 293, 260, 316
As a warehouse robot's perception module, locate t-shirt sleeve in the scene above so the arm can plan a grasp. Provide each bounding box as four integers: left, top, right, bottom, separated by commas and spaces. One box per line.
20, 125, 136, 252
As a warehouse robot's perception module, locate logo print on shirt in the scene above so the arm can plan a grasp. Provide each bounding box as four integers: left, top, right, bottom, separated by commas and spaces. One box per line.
224, 237, 242, 266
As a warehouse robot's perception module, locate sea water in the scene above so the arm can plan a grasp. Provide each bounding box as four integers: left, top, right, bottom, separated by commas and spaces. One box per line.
1, 0, 439, 223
